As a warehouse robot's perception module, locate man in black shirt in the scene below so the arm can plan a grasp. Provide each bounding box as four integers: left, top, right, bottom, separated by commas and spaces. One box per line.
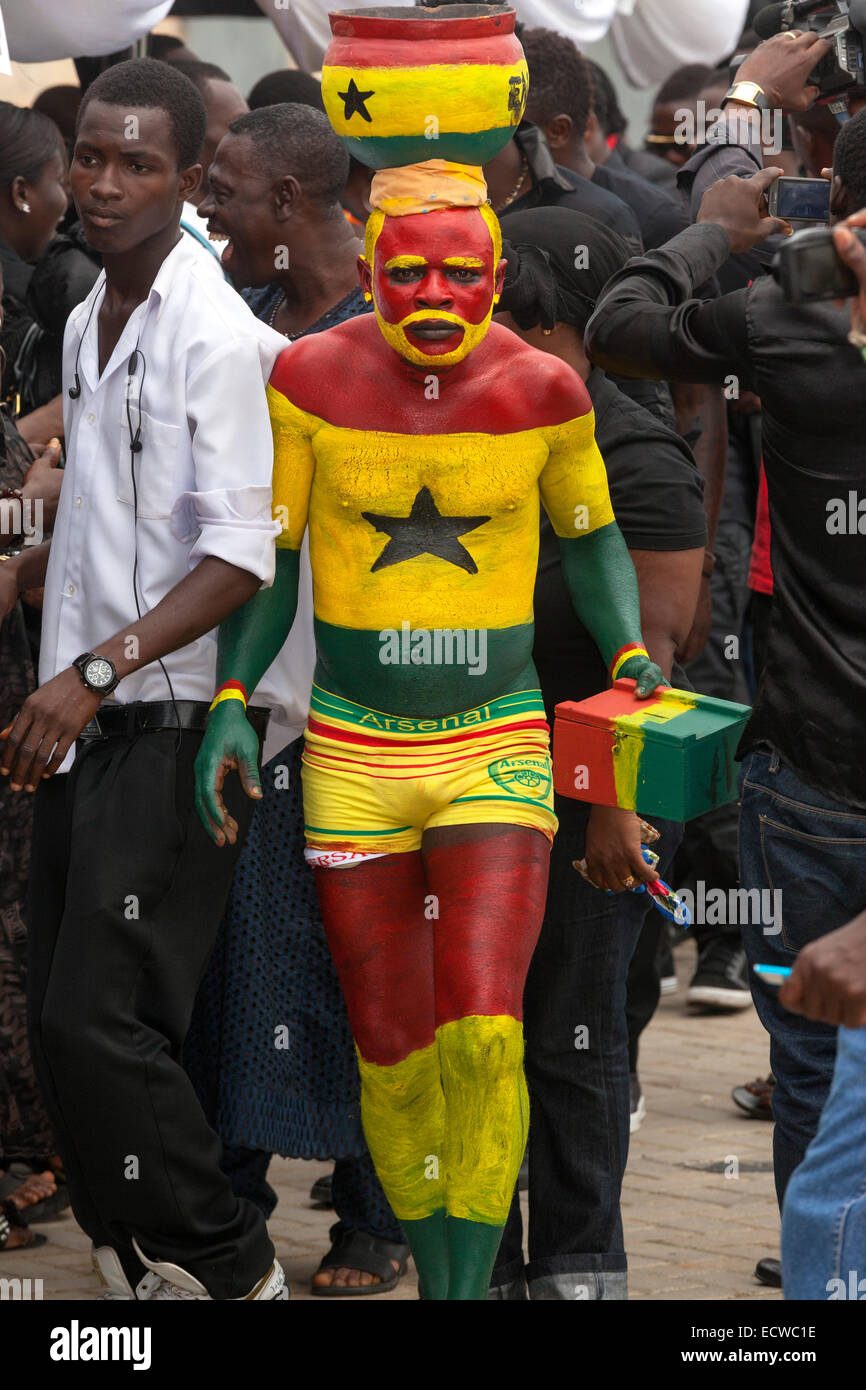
487, 208, 705, 1300
583, 57, 679, 195
483, 120, 641, 251
586, 149, 866, 1218
519, 27, 691, 252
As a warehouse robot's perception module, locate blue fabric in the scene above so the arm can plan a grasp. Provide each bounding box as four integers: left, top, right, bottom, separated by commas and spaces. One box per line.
243, 283, 368, 336
739, 750, 866, 1206
782, 1022, 866, 1300
185, 739, 366, 1159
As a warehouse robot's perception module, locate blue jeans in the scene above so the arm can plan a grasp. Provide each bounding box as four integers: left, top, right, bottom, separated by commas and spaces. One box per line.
739, 751, 866, 1205
782, 1024, 866, 1299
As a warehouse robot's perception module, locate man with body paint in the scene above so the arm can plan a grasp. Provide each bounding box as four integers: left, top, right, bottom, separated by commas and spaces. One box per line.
194, 148, 666, 1297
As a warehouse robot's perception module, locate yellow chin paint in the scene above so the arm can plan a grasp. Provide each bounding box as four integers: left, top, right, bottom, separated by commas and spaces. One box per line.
373, 304, 495, 368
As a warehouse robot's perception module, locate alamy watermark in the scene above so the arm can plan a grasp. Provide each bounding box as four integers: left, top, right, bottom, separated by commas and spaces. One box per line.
379, 621, 487, 675
674, 101, 783, 156
676, 881, 783, 933
0, 495, 44, 546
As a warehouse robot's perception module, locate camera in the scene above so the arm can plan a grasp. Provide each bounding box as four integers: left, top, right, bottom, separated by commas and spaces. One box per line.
767, 175, 832, 221
751, 1, 866, 100
771, 223, 866, 300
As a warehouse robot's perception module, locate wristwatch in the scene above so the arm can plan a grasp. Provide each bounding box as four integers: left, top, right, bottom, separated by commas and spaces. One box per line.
721, 82, 770, 113
72, 651, 120, 696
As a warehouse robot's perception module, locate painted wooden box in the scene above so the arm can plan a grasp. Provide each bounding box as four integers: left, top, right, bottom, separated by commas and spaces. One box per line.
553, 679, 751, 822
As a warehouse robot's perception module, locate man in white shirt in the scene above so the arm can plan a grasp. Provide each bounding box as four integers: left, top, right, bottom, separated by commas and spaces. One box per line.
0, 59, 289, 1301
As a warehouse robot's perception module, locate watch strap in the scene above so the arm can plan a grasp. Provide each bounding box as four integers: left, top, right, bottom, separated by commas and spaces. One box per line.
722, 82, 770, 113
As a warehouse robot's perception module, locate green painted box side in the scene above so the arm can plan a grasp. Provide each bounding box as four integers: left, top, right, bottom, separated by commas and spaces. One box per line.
613, 693, 751, 821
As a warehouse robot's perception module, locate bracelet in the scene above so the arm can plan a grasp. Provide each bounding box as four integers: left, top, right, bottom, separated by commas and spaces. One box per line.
610, 643, 650, 682
208, 679, 249, 713
702, 549, 716, 579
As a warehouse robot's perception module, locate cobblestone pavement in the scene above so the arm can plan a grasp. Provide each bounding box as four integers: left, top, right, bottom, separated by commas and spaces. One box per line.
9, 939, 781, 1302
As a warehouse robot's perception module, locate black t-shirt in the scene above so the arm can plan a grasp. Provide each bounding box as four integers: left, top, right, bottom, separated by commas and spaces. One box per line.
586, 221, 866, 808
533, 367, 707, 722
503, 123, 642, 252
592, 160, 690, 251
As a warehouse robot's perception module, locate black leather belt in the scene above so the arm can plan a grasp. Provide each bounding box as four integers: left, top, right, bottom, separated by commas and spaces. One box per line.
78, 699, 270, 742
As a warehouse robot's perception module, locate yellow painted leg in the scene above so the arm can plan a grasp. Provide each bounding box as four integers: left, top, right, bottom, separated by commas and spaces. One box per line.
437, 1014, 528, 1298
356, 1040, 449, 1297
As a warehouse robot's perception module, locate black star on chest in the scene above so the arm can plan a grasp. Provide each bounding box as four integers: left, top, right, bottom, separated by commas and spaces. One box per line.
362, 486, 490, 574
338, 78, 375, 123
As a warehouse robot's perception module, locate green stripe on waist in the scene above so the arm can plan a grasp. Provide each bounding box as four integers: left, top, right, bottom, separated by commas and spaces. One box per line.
310, 684, 546, 736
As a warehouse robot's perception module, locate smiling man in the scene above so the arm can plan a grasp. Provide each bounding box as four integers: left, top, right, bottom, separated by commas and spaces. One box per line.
199, 103, 362, 334
0, 59, 290, 1301
195, 142, 666, 1298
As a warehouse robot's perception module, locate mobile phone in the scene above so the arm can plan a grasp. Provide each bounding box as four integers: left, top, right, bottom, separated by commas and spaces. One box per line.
767, 176, 832, 224
771, 225, 866, 302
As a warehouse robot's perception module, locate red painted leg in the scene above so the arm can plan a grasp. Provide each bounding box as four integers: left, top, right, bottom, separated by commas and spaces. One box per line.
313, 853, 433, 1065
421, 823, 551, 1297
313, 853, 449, 1296
422, 823, 550, 1026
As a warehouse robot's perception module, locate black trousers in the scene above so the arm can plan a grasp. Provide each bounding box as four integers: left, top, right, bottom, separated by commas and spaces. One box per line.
27, 728, 274, 1299
493, 793, 682, 1290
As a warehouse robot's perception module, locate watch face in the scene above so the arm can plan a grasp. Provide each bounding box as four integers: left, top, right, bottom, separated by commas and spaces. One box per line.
85, 657, 114, 690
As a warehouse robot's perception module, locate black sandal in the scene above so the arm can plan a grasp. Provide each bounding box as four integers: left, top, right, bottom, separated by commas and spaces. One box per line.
311, 1223, 409, 1297
0, 1200, 47, 1252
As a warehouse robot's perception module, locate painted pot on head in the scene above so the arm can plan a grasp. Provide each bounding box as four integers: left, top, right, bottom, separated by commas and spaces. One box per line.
321, 5, 528, 170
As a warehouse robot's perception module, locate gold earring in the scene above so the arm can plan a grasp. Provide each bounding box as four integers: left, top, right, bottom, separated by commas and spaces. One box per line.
363, 290, 372, 302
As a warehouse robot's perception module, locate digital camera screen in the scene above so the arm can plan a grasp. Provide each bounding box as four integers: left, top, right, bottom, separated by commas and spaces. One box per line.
775, 179, 832, 222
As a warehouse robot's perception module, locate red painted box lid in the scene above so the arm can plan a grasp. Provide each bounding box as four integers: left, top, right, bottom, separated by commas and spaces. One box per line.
555, 679, 751, 745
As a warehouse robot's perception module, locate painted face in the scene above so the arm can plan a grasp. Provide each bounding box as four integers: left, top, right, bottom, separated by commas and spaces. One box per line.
368, 207, 503, 368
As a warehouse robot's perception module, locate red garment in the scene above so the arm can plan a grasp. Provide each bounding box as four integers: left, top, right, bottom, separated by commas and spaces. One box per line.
749, 466, 774, 596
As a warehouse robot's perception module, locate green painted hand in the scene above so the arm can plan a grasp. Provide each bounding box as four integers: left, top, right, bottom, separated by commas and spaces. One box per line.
619, 654, 668, 698
194, 701, 263, 846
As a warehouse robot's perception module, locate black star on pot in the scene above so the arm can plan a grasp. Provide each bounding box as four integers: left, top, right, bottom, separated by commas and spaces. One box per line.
338, 77, 375, 123
362, 486, 490, 574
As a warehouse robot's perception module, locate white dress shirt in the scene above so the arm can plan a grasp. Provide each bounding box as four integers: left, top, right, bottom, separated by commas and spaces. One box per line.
180, 201, 227, 279
42, 232, 315, 766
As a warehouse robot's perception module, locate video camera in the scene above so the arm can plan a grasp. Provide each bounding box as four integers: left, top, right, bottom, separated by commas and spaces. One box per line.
771, 223, 866, 300
751, 1, 866, 99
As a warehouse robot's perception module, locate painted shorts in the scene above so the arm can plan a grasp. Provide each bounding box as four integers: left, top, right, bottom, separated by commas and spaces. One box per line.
301, 684, 558, 854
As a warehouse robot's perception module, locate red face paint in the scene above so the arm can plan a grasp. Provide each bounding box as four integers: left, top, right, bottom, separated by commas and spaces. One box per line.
372, 208, 498, 360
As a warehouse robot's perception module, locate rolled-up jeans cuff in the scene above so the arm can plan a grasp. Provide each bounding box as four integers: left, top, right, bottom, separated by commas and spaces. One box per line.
488, 1253, 527, 1299
529, 1270, 628, 1300
526, 1254, 628, 1301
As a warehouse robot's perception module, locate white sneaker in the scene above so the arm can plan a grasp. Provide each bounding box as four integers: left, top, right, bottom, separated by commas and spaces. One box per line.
92, 1246, 162, 1300
132, 1238, 289, 1300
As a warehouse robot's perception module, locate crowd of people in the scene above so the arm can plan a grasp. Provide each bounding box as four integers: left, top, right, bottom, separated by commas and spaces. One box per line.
1, 5, 865, 1303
